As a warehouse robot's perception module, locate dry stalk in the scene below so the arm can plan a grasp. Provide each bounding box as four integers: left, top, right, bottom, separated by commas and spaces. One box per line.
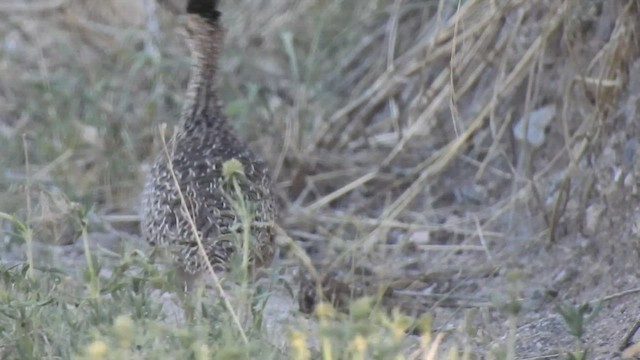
302, 171, 377, 212
310, 214, 504, 238
307, 0, 501, 154
357, 0, 570, 255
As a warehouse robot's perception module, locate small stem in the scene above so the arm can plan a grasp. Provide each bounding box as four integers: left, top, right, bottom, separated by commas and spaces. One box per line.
232, 178, 250, 284
81, 224, 99, 299
22, 134, 34, 279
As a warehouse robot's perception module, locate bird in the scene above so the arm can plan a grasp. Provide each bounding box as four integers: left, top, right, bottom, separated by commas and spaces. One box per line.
141, 0, 277, 290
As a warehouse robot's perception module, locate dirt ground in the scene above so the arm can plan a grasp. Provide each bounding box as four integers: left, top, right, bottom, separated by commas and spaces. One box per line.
2, 0, 640, 358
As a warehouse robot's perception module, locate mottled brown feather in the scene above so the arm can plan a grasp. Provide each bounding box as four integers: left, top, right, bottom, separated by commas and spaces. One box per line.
141, 0, 277, 279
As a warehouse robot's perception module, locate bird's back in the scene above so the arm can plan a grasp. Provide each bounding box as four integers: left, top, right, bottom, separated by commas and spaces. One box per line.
141, 0, 277, 278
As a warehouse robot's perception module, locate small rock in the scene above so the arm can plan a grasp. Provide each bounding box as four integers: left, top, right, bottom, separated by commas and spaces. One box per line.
552, 267, 578, 288
584, 204, 606, 236
624, 173, 635, 189
513, 105, 556, 148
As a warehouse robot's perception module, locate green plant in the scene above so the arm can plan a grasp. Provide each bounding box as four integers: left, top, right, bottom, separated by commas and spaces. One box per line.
556, 301, 601, 360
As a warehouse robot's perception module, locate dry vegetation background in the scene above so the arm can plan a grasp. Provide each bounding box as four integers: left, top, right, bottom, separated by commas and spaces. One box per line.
2, 0, 640, 358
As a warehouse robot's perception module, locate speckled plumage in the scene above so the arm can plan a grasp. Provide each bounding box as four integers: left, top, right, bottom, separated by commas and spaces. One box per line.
141, 0, 276, 280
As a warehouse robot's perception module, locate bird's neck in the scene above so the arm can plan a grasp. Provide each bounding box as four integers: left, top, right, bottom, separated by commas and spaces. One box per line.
181, 6, 224, 124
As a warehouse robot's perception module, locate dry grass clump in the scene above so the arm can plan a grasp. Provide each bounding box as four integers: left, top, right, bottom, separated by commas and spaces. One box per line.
274, 0, 639, 298
1, 0, 640, 358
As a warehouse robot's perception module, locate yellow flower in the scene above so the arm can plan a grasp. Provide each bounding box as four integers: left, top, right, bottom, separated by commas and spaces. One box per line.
113, 315, 134, 348
389, 308, 411, 341
222, 158, 245, 182
86, 340, 108, 360
351, 335, 368, 359
192, 342, 211, 360
315, 302, 335, 320
392, 323, 405, 340
289, 330, 310, 360
349, 297, 373, 320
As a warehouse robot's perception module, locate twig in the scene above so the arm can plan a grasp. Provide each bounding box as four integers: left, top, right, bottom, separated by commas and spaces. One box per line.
599, 287, 640, 303
620, 319, 640, 354
302, 170, 377, 212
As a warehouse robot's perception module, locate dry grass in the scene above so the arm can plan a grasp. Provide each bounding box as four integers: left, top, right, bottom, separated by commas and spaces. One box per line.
1, 0, 640, 358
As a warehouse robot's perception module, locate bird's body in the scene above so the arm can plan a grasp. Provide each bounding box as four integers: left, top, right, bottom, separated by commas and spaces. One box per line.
141, 0, 276, 284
